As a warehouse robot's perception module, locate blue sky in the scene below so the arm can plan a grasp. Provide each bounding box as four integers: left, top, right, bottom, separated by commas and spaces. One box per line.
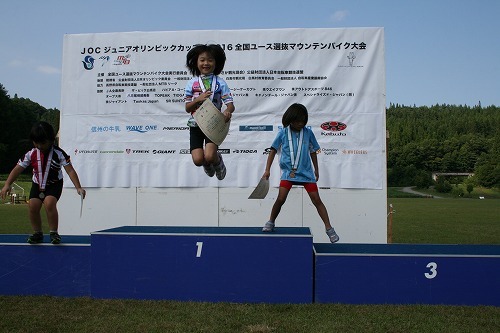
1, 0, 499, 109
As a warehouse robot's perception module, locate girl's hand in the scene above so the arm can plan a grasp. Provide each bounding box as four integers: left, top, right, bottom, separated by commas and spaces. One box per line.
196, 91, 212, 104
262, 170, 271, 180
223, 110, 232, 123
0, 186, 11, 200
77, 188, 86, 199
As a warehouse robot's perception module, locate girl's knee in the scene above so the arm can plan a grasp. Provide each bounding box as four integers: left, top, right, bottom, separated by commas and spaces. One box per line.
193, 159, 204, 167
275, 196, 287, 206
309, 193, 322, 206
204, 150, 218, 164
192, 155, 205, 166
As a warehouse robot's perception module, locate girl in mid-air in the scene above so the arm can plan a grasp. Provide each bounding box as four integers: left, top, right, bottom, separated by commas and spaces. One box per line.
184, 44, 235, 180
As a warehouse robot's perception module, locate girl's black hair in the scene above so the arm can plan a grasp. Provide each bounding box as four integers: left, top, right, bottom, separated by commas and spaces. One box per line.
30, 121, 56, 143
282, 103, 309, 127
186, 44, 226, 76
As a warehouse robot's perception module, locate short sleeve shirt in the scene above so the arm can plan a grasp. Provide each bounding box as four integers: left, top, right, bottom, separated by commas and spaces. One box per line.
271, 126, 320, 183
18, 146, 71, 185
184, 74, 233, 127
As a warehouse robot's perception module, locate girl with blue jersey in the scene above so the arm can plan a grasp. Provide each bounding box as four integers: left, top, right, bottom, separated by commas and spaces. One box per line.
261, 104, 339, 243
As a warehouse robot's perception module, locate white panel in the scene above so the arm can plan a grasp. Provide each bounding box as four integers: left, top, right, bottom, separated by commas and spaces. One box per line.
58, 188, 137, 235
303, 188, 387, 243
137, 187, 218, 227
57, 187, 387, 243
218, 187, 303, 227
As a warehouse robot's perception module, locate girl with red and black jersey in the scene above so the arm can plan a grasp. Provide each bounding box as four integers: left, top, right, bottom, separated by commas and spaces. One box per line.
0, 121, 86, 244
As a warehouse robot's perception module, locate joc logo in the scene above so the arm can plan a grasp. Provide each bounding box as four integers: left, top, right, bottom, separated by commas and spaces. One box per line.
82, 56, 95, 70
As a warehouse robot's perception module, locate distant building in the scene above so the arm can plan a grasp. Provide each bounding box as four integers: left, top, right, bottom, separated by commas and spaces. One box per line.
432, 172, 474, 182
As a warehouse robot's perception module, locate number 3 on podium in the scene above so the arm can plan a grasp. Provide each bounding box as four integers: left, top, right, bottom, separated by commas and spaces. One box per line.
424, 261, 438, 279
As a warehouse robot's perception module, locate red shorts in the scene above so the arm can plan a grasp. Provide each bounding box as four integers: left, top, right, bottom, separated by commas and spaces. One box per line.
279, 180, 318, 193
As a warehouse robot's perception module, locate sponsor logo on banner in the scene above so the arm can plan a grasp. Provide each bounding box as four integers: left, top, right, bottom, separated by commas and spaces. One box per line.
125, 125, 158, 133
152, 149, 176, 154
239, 125, 273, 131
342, 149, 368, 155
263, 148, 273, 155
233, 149, 258, 154
320, 121, 347, 132
90, 126, 121, 133
218, 149, 230, 154
163, 126, 189, 131
126, 149, 150, 154
74, 149, 98, 155
322, 148, 340, 155
179, 149, 191, 154
99, 150, 125, 154
320, 121, 348, 136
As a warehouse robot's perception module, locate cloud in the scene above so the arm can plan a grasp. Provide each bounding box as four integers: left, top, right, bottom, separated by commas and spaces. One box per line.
37, 65, 61, 75
330, 10, 349, 22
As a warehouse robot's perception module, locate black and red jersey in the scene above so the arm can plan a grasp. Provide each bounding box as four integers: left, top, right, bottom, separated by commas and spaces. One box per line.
18, 146, 71, 185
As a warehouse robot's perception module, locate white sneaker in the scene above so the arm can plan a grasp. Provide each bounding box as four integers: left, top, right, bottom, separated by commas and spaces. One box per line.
214, 152, 226, 180
326, 228, 339, 243
262, 221, 275, 232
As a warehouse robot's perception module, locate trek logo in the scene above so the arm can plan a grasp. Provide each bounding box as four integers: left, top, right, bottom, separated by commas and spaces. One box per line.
126, 149, 150, 154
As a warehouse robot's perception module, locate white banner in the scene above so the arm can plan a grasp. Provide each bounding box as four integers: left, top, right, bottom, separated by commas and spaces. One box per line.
60, 28, 385, 189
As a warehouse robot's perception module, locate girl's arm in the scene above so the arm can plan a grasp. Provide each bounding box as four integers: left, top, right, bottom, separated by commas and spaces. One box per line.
223, 102, 235, 122
0, 165, 25, 200
63, 164, 86, 198
263, 148, 277, 180
311, 152, 319, 181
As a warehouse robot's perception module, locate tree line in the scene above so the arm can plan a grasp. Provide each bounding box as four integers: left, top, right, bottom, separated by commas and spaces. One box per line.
0, 84, 60, 174
387, 103, 499, 189
1, 83, 499, 188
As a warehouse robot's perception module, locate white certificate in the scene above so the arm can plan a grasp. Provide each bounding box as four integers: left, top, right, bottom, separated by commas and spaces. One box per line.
194, 99, 230, 146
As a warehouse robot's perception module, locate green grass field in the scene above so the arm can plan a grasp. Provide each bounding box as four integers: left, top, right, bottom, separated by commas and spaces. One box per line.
389, 198, 500, 244
0, 296, 498, 333
1, 183, 499, 332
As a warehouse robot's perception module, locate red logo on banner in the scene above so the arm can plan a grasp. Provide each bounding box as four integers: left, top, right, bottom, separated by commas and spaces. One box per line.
320, 121, 347, 131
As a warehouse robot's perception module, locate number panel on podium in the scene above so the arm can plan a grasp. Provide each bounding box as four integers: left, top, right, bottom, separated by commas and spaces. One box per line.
91, 226, 313, 303
314, 243, 500, 306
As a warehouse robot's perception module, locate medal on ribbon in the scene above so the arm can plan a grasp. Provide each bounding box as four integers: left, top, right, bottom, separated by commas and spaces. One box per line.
198, 75, 217, 102
287, 127, 303, 179
37, 147, 53, 199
